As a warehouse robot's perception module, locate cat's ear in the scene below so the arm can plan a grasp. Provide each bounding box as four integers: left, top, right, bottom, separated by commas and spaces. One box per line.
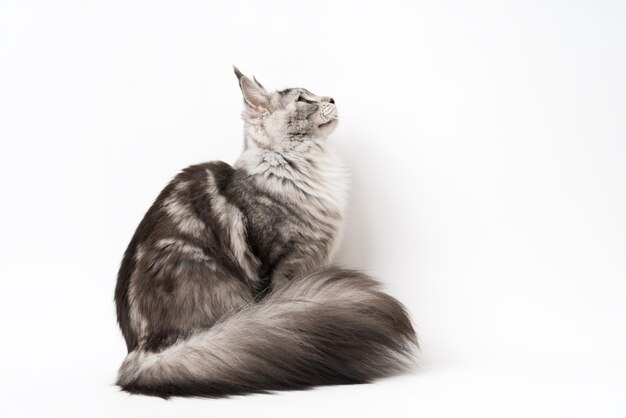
233, 66, 269, 114
233, 65, 245, 84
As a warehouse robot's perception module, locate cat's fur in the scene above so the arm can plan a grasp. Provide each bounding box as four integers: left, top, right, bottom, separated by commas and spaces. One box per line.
114, 68, 417, 398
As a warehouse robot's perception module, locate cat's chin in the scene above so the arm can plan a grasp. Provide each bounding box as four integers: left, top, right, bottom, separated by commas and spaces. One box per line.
318, 119, 338, 134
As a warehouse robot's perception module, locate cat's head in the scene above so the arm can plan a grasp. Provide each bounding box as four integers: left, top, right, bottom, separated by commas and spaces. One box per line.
234, 67, 338, 149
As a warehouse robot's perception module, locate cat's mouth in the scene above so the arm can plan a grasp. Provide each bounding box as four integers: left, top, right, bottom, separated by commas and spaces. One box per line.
318, 119, 337, 128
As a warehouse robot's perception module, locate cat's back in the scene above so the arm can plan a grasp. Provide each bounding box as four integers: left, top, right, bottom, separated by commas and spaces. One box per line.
114, 160, 258, 352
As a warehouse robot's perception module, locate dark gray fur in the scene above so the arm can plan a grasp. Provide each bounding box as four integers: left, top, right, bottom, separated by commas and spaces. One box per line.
114, 69, 417, 398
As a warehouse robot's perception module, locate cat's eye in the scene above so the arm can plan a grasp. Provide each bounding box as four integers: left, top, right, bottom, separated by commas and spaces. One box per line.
297, 95, 313, 104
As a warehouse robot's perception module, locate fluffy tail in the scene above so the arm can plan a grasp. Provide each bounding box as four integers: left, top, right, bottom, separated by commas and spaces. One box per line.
116, 266, 417, 398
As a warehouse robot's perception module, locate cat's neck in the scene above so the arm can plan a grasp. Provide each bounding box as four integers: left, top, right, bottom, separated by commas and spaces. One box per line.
234, 136, 330, 181
234, 137, 349, 213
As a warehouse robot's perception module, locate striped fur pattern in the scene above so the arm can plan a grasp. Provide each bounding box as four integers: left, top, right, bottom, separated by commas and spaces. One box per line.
114, 68, 417, 398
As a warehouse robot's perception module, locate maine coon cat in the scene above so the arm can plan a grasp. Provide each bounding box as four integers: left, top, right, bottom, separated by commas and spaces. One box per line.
114, 68, 417, 398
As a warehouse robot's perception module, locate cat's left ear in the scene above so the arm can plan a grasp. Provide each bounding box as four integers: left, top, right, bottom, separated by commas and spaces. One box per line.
233, 66, 269, 114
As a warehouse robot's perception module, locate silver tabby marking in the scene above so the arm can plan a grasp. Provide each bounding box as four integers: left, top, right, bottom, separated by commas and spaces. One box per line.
114, 68, 417, 398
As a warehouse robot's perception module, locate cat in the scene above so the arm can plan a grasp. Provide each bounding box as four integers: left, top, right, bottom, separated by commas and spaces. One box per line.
114, 67, 417, 398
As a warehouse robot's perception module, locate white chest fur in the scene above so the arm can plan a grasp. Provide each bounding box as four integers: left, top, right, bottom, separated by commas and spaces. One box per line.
235, 143, 350, 261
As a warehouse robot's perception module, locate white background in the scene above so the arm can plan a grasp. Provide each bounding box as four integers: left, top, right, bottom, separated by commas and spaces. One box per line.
1, 1, 625, 417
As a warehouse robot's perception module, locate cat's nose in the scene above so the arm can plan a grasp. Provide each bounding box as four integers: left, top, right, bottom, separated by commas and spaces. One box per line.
329, 98, 335, 104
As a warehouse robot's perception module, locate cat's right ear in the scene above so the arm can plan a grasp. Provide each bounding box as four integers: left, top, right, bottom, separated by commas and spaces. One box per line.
233, 66, 270, 114
233, 66, 245, 84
